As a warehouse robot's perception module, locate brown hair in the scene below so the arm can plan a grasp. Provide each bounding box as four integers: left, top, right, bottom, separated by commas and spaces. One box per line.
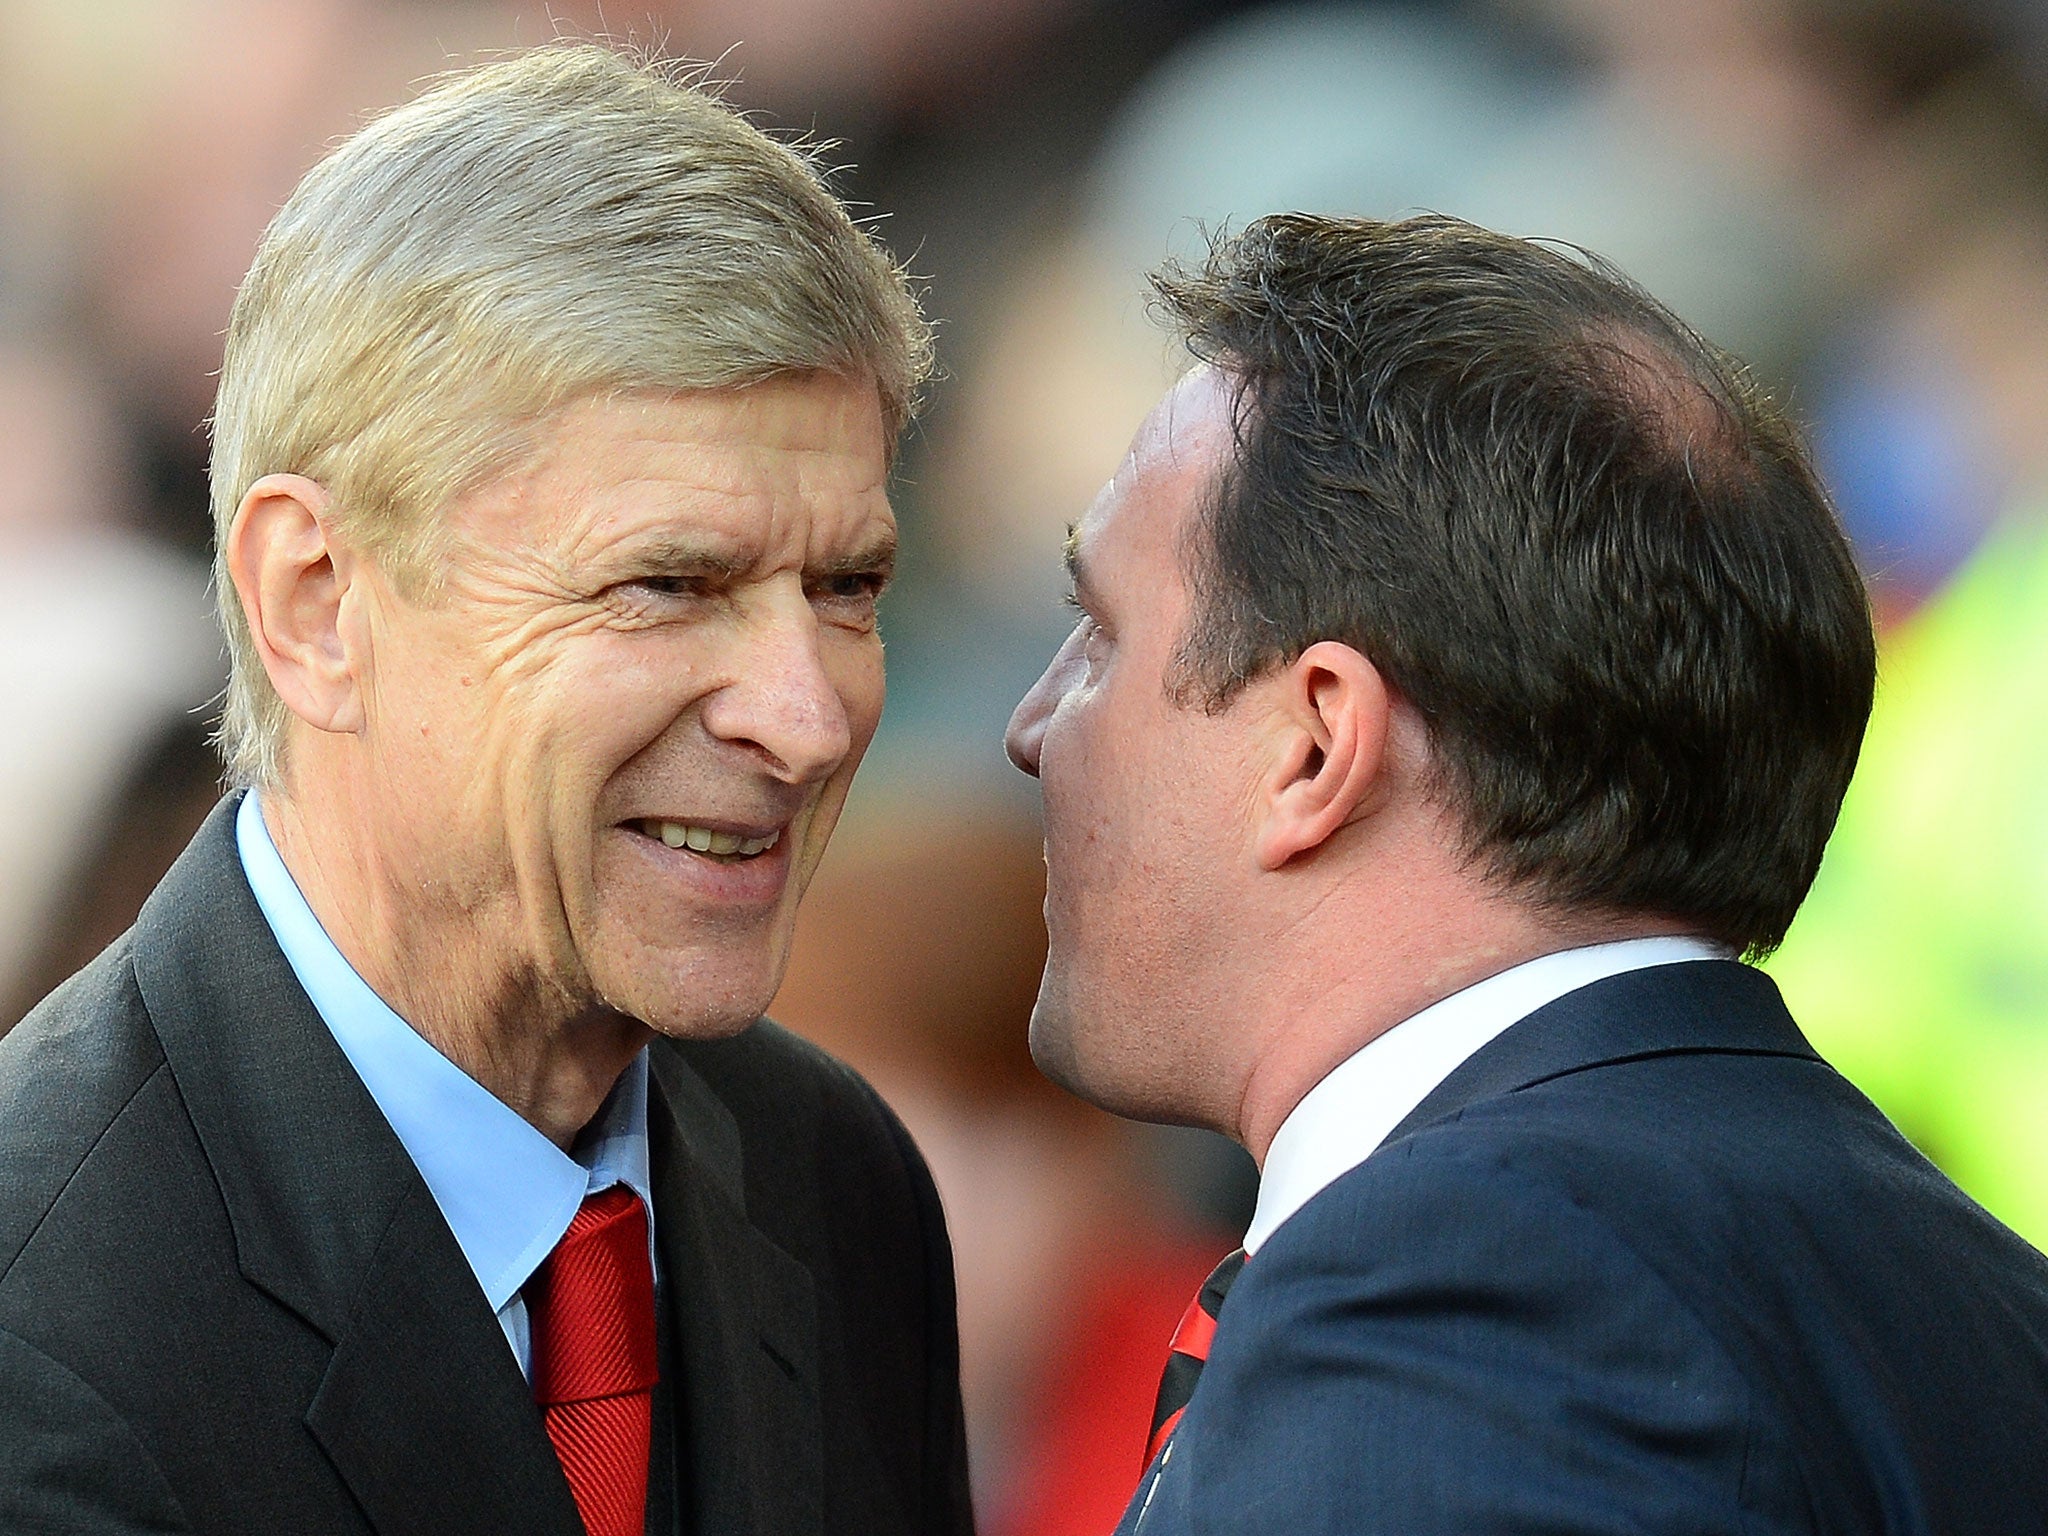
1155, 213, 1875, 957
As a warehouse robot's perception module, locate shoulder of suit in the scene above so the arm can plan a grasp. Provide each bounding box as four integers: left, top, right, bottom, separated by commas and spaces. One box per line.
0, 933, 172, 1279
1331, 1046, 1869, 1234
1247, 1046, 2048, 1366
1241, 1053, 1830, 1327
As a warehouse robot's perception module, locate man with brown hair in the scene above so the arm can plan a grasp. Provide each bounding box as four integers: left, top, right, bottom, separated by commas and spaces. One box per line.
1008, 213, 2048, 1533
0, 46, 972, 1536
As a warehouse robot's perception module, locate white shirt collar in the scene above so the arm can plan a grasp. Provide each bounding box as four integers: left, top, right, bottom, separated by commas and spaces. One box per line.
1243, 935, 1730, 1255
235, 790, 655, 1315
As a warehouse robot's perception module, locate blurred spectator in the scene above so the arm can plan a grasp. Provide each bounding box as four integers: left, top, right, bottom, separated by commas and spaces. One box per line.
1768, 69, 2048, 1247
0, 342, 135, 539
1769, 493, 2048, 1253
0, 532, 222, 1031
1808, 60, 2048, 618
0, 337, 223, 1029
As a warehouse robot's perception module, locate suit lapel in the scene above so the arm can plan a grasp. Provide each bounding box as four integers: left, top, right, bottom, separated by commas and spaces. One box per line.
132, 796, 582, 1536
305, 1184, 584, 1536
1384, 958, 1822, 1150
646, 1044, 822, 1536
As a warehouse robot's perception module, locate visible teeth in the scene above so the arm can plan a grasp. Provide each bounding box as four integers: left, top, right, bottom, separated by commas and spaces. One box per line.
645, 821, 781, 858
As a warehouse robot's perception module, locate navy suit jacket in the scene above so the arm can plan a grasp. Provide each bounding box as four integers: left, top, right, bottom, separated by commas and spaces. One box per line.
1119, 961, 2048, 1534
0, 797, 975, 1535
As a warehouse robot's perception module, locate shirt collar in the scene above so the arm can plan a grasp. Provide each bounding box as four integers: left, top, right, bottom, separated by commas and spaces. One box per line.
235, 790, 654, 1310
1243, 935, 1730, 1255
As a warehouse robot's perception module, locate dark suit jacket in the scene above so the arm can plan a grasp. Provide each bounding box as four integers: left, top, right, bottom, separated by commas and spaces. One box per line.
1119, 960, 2048, 1534
0, 797, 975, 1536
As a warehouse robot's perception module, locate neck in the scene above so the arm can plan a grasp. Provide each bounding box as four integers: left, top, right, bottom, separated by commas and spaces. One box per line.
258, 784, 647, 1148
1222, 859, 1691, 1165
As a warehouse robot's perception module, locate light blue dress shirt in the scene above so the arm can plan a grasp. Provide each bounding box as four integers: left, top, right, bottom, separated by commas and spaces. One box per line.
235, 790, 655, 1378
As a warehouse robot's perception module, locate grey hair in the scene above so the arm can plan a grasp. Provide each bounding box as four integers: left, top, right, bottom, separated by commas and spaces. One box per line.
209, 42, 931, 786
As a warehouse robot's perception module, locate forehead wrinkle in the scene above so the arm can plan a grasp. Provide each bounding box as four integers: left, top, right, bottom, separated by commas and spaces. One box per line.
486, 390, 892, 578
551, 476, 791, 565
568, 481, 895, 586
540, 418, 884, 533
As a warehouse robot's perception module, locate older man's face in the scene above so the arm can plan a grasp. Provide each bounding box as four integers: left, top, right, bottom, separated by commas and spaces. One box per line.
349, 375, 893, 1039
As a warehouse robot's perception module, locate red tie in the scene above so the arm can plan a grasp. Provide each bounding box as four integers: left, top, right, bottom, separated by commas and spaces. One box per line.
1145, 1248, 1246, 1466
526, 1186, 657, 1536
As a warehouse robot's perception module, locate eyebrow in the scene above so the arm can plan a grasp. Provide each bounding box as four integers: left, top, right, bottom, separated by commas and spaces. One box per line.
612, 528, 898, 586
616, 537, 752, 583
1062, 523, 1101, 610
807, 527, 898, 585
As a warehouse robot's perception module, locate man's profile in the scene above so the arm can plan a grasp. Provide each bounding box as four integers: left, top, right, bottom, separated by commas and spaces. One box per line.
0, 46, 973, 1536
1007, 213, 2048, 1532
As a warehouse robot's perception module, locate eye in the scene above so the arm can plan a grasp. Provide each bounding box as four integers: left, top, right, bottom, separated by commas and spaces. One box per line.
1062, 593, 1106, 644
818, 571, 887, 602
626, 574, 709, 599
603, 572, 720, 627
807, 568, 890, 629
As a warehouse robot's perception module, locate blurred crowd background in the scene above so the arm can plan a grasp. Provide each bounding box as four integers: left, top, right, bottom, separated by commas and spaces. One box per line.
4, 0, 2046, 1529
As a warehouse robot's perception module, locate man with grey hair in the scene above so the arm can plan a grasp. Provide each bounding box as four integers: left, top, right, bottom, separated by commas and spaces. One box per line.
0, 45, 974, 1536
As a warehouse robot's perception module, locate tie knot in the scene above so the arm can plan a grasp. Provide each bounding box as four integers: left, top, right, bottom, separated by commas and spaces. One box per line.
527, 1185, 657, 1406
1147, 1247, 1248, 1466
1166, 1248, 1246, 1364
1196, 1248, 1246, 1321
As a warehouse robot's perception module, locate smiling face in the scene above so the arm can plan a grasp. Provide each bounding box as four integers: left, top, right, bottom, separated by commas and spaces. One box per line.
334, 374, 894, 1041
1005, 368, 1265, 1125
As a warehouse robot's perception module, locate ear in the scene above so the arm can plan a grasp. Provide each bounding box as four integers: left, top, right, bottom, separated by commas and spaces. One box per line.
224, 473, 367, 736
1252, 641, 1393, 871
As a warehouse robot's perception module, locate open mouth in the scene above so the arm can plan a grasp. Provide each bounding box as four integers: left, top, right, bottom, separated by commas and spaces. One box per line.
629, 819, 783, 861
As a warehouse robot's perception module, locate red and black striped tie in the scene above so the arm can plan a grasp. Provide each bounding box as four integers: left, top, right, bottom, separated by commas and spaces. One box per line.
1145, 1248, 1247, 1466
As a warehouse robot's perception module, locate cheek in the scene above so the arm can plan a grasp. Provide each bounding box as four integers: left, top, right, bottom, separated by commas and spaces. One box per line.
830, 638, 888, 752
1039, 723, 1124, 883
1049, 706, 1193, 891
549, 636, 705, 769
366, 643, 495, 805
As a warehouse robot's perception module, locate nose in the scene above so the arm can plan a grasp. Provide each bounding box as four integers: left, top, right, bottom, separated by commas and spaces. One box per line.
1006, 637, 1075, 778
703, 601, 856, 785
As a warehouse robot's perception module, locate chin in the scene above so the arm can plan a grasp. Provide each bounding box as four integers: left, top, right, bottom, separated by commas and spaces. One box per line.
598, 957, 786, 1042
1029, 983, 1212, 1129
581, 882, 804, 1024
1026, 989, 1129, 1115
